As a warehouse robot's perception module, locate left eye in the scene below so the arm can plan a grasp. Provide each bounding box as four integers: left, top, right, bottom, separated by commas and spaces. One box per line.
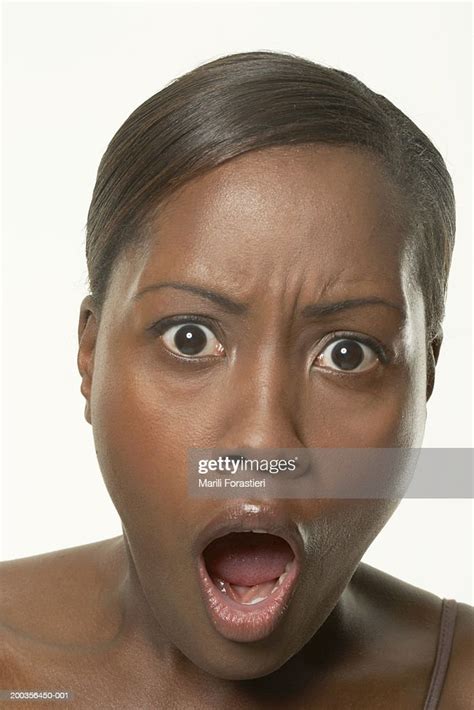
314, 338, 379, 373
161, 322, 225, 358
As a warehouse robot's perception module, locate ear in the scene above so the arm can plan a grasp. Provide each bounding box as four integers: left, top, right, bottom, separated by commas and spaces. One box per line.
426, 328, 443, 402
77, 295, 99, 424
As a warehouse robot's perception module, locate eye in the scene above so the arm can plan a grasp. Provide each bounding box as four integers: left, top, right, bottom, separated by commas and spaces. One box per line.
161, 322, 225, 358
314, 337, 381, 373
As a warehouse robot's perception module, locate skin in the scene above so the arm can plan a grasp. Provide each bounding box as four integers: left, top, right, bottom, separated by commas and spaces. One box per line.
1, 145, 473, 708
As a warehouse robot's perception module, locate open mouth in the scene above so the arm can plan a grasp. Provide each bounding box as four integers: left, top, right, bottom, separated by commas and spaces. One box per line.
197, 529, 300, 642
205, 531, 295, 603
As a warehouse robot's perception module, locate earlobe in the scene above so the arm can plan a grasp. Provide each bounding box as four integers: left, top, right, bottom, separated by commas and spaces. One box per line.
77, 295, 99, 424
426, 328, 443, 402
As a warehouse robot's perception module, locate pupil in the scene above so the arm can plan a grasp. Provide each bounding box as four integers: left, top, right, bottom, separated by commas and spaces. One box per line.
331, 340, 364, 370
174, 325, 207, 355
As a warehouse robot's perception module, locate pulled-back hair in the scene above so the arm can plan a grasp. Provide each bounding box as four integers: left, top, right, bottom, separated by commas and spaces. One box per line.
86, 50, 455, 343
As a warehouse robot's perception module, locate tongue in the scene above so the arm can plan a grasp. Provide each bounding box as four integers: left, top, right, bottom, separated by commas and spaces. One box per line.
203, 532, 294, 586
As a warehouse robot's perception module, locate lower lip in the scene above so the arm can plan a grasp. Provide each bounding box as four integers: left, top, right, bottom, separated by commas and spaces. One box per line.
197, 552, 300, 643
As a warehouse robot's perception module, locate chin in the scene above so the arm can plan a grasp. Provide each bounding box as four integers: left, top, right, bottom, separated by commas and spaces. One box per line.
183, 634, 300, 681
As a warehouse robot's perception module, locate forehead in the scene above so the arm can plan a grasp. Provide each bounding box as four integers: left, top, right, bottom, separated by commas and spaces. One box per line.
113, 144, 411, 306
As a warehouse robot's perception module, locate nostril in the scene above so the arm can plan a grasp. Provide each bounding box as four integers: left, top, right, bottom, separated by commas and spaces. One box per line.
227, 454, 245, 462
227, 453, 247, 467
210, 448, 314, 478
211, 450, 249, 467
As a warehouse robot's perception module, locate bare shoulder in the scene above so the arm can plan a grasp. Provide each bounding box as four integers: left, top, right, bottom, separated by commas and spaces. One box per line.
351, 562, 473, 708
353, 560, 447, 626
0, 536, 126, 682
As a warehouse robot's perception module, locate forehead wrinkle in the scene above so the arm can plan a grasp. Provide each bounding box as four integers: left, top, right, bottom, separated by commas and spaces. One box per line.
258, 263, 347, 325
108, 146, 412, 326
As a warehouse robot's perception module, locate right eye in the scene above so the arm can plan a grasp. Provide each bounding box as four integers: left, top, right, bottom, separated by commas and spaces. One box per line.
161, 322, 225, 358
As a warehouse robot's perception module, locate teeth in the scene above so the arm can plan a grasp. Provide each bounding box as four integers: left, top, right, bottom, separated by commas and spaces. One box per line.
244, 596, 267, 605
211, 560, 294, 603
214, 577, 227, 593
274, 560, 293, 589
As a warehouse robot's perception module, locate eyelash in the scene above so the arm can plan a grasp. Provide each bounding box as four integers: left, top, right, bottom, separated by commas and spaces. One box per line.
148, 315, 389, 368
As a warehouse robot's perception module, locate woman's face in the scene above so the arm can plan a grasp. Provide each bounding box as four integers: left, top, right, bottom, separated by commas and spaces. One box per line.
79, 145, 428, 679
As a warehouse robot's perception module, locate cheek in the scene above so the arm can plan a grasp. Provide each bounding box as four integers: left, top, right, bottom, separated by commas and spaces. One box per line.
337, 375, 426, 448
316, 336, 427, 449
307, 290, 429, 450
302, 370, 427, 450
90, 338, 195, 547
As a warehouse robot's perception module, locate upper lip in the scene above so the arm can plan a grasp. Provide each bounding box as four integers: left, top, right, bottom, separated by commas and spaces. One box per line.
192, 502, 304, 565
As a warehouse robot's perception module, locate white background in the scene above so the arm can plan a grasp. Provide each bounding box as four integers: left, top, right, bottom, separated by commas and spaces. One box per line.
2, 1, 473, 604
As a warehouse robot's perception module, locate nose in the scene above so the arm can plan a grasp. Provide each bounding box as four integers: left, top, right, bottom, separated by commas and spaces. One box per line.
213, 348, 311, 474
219, 351, 302, 446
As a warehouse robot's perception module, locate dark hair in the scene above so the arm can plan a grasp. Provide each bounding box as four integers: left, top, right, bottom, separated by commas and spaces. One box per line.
86, 50, 455, 343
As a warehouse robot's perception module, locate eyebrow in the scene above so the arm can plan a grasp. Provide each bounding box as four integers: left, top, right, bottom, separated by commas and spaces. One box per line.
134, 281, 247, 314
301, 297, 405, 320
133, 281, 405, 320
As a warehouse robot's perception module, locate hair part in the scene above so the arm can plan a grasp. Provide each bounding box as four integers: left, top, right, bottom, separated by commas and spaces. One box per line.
86, 50, 455, 343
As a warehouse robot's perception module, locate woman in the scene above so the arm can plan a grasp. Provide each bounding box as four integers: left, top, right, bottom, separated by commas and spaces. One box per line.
1, 50, 472, 708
